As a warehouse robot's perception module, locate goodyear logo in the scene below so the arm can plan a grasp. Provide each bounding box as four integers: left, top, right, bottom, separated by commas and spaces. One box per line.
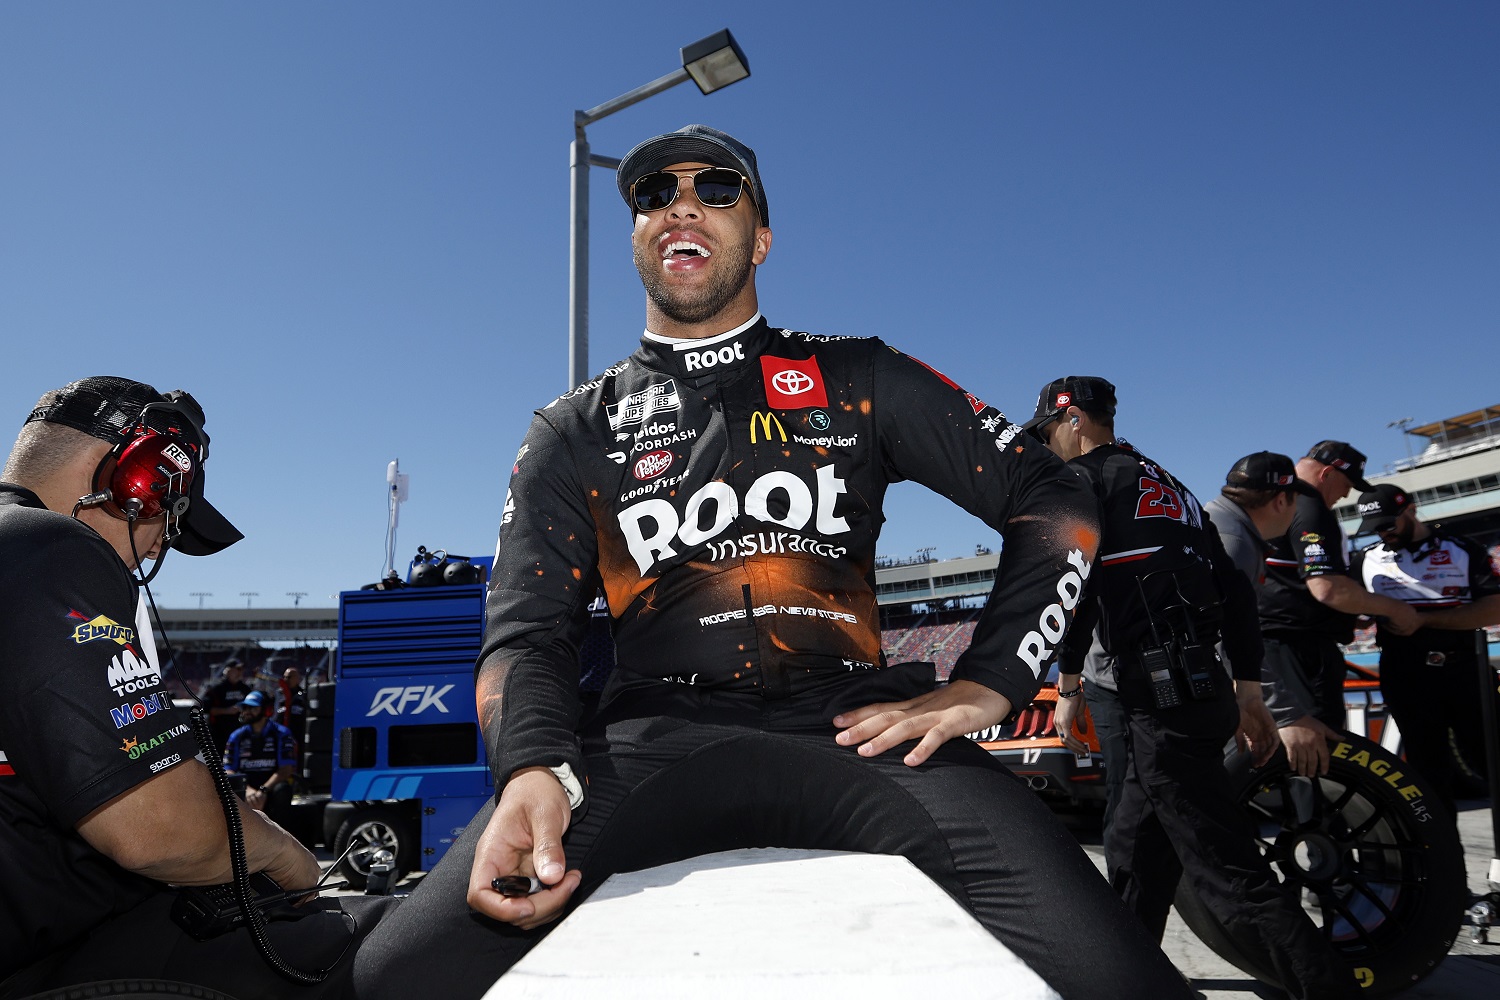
749, 411, 786, 444
1329, 742, 1428, 816
72, 615, 136, 647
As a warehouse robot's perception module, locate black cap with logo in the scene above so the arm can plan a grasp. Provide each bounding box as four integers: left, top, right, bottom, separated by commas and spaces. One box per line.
1354, 484, 1413, 534
1306, 441, 1373, 492
24, 376, 243, 555
1020, 376, 1118, 434
616, 124, 769, 226
1224, 452, 1319, 497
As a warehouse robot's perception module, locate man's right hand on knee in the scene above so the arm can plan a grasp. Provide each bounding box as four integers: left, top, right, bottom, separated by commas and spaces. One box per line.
467, 766, 582, 930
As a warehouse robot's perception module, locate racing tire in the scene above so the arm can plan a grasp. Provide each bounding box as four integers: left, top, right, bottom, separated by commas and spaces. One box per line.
332, 806, 417, 890
1174, 733, 1467, 997
23, 981, 239, 1000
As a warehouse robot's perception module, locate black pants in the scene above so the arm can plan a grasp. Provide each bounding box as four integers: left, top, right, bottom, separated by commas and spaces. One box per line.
1380, 644, 1486, 817
1263, 634, 1349, 728
354, 677, 1190, 1000
1106, 671, 1349, 1000
1, 891, 397, 1000
1086, 681, 1131, 831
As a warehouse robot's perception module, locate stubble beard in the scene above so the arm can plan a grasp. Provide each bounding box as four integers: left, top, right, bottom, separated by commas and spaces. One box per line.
634, 236, 755, 326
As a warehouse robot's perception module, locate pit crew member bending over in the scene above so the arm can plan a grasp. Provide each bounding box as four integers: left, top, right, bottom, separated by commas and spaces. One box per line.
355, 125, 1190, 1000
0, 378, 392, 999
1033, 377, 1348, 1000
1351, 483, 1500, 816
1259, 443, 1420, 777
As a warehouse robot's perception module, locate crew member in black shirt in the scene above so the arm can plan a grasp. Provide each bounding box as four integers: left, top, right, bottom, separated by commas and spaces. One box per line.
0, 377, 389, 998
201, 657, 251, 750
1259, 443, 1420, 776
1351, 484, 1500, 814
1032, 376, 1347, 1000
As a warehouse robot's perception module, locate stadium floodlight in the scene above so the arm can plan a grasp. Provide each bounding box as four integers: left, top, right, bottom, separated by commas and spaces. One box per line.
568, 29, 752, 387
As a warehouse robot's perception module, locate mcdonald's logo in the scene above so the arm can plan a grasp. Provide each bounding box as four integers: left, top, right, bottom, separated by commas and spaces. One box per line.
749, 411, 787, 444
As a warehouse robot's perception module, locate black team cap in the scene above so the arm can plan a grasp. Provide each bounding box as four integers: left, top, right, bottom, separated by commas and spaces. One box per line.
1307, 440, 1373, 492
616, 124, 769, 226
1225, 451, 1319, 497
1021, 376, 1118, 434
24, 376, 243, 555
1354, 484, 1414, 534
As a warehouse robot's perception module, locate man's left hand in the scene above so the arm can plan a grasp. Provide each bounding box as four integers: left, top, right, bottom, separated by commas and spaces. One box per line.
833, 680, 1012, 767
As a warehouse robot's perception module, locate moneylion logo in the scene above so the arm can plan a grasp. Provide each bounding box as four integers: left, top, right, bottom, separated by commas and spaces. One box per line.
750, 411, 786, 444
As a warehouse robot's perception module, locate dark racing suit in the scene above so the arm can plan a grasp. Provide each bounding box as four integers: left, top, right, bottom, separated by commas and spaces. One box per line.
1058, 443, 1346, 1000
1354, 529, 1500, 813
355, 316, 1190, 1000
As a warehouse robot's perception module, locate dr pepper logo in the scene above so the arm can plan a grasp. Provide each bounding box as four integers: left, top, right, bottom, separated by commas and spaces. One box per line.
760, 356, 828, 409
633, 450, 674, 481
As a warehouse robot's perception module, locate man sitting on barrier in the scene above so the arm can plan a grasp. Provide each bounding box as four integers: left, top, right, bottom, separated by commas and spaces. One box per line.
355, 125, 1192, 1000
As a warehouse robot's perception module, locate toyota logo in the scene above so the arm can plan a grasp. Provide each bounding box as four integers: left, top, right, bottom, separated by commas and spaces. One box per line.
772, 370, 815, 396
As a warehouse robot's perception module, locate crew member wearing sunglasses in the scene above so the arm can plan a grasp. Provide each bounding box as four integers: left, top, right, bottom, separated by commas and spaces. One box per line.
356, 126, 1190, 1000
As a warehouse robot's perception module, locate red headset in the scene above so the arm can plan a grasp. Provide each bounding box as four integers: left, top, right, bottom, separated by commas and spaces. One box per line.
81, 399, 207, 544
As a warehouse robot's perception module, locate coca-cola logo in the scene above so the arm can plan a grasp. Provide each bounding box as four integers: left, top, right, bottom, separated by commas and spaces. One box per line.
633, 450, 674, 481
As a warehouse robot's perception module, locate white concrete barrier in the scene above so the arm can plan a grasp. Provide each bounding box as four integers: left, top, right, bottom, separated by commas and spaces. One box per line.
488, 847, 1059, 1000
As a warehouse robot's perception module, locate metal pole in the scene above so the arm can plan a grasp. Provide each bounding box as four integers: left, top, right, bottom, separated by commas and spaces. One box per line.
1477, 628, 1500, 885
567, 66, 693, 390
569, 122, 590, 388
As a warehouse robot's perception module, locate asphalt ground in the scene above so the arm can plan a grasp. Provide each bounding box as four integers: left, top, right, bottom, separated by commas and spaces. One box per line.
317, 801, 1500, 998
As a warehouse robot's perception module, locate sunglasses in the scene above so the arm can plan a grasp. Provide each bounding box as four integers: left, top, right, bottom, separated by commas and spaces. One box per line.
630, 167, 751, 214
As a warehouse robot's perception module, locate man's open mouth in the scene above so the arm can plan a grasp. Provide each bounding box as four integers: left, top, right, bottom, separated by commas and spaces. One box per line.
662, 240, 711, 260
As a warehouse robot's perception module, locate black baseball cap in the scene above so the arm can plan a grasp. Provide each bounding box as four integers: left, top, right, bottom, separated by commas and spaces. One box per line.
1307, 441, 1373, 492
1224, 452, 1319, 497
24, 376, 243, 556
616, 124, 769, 226
1021, 376, 1118, 434
1355, 484, 1413, 534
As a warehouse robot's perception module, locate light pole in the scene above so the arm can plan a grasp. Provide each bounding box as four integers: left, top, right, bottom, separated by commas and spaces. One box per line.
1388, 416, 1415, 462
569, 29, 751, 387
240, 591, 259, 609
286, 591, 308, 608
190, 591, 212, 610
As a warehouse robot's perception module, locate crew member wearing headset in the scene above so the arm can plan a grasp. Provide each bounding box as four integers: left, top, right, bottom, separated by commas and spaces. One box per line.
1033, 376, 1350, 1000
0, 377, 391, 999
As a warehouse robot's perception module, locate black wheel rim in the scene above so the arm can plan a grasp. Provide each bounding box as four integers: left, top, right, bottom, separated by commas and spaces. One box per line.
1243, 770, 1428, 955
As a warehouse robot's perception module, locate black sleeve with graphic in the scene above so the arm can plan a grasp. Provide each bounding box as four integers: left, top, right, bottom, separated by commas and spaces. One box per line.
478, 414, 596, 788
871, 347, 1101, 712
1288, 501, 1347, 579
0, 515, 193, 828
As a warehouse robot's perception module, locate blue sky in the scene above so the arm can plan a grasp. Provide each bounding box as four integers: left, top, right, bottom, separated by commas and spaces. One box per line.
2, 2, 1495, 608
